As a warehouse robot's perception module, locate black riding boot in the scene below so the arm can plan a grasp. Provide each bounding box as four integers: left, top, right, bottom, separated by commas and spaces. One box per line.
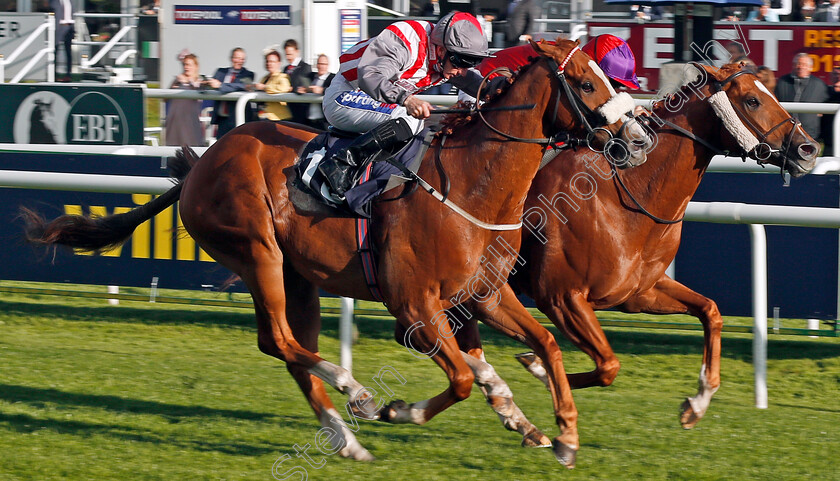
319, 118, 414, 197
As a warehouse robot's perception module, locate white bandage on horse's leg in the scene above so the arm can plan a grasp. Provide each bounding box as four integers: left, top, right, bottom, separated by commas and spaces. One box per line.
707, 90, 760, 153
598, 92, 636, 125
461, 352, 544, 438
309, 360, 367, 401
686, 364, 719, 419
319, 407, 375, 461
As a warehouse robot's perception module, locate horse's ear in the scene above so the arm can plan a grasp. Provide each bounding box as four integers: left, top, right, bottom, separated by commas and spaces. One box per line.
530, 38, 548, 56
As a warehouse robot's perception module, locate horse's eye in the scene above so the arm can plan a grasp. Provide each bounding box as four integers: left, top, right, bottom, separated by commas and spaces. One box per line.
581, 81, 594, 94
746, 97, 760, 109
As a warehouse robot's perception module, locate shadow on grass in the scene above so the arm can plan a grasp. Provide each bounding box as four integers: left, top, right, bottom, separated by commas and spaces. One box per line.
4, 299, 837, 362
0, 300, 255, 330
0, 384, 275, 421
0, 411, 287, 456
348, 316, 840, 362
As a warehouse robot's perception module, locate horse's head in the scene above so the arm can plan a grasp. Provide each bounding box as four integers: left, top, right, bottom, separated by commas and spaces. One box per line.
698, 63, 818, 177
531, 39, 651, 167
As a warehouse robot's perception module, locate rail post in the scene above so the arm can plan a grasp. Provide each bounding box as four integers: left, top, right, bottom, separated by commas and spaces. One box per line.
749, 224, 768, 409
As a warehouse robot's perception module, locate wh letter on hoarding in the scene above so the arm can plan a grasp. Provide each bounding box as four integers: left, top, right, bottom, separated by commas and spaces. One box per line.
71, 114, 121, 142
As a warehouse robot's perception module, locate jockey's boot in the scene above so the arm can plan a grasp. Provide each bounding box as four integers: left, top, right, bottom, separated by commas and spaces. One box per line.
319, 118, 414, 197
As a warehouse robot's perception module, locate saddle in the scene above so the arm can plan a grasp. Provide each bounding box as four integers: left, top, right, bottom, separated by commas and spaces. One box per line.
294, 128, 432, 218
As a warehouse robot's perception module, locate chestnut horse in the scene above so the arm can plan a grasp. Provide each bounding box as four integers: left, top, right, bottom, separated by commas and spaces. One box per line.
21, 40, 646, 467
452, 63, 818, 432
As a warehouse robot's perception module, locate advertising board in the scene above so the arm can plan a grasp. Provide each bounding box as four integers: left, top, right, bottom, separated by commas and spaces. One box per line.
588, 21, 840, 92
0, 84, 145, 145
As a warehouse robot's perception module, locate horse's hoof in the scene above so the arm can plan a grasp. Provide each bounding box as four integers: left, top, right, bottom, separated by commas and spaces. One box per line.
378, 399, 408, 423
349, 400, 381, 421
680, 398, 701, 429
514, 351, 538, 368
339, 445, 376, 461
551, 439, 577, 469
521, 427, 552, 448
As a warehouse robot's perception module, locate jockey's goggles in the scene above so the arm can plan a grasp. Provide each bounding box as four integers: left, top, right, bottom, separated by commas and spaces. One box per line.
447, 51, 483, 69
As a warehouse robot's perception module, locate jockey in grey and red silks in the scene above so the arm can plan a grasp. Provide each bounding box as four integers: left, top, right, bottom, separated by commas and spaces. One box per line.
318, 11, 493, 199
323, 11, 493, 135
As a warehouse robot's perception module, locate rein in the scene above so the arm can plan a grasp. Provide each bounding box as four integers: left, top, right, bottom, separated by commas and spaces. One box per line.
612, 66, 804, 225
473, 46, 599, 147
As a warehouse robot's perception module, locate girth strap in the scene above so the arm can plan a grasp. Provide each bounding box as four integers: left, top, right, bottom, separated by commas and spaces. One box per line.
355, 163, 385, 303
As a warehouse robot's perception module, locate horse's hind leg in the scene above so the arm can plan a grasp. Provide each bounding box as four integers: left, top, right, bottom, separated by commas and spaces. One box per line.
453, 320, 552, 448
525, 290, 622, 390
379, 300, 476, 426
282, 264, 374, 461
205, 240, 375, 457
618, 276, 722, 429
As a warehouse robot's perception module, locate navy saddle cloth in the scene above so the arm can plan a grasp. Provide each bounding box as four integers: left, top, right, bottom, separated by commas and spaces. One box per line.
295, 129, 428, 217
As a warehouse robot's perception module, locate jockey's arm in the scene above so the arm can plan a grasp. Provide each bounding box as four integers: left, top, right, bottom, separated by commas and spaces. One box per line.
357, 30, 414, 105
448, 68, 506, 99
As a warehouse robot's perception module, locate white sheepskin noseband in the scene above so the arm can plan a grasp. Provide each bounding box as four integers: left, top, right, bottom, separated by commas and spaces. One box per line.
598, 92, 636, 125
707, 90, 760, 152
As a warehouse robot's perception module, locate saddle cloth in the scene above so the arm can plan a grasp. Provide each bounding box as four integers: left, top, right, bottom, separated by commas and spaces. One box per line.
295, 129, 429, 218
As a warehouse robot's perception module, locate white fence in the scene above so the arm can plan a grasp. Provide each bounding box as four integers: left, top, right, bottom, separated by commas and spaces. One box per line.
2, 93, 839, 408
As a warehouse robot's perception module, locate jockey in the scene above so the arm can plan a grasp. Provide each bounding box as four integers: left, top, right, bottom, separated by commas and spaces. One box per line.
463, 34, 640, 101
319, 11, 492, 197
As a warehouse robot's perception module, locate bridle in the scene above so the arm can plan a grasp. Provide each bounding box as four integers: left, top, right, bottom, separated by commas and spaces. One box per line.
613, 65, 807, 225
708, 67, 804, 178
473, 45, 616, 148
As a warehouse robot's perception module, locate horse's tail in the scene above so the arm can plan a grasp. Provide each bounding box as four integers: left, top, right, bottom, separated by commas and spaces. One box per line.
20, 147, 200, 253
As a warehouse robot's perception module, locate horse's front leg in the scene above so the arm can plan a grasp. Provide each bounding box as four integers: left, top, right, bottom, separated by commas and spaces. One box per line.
618, 276, 722, 429
378, 300, 475, 425
468, 284, 579, 468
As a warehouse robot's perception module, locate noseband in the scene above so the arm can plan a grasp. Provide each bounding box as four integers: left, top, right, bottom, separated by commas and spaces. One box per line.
707, 67, 804, 175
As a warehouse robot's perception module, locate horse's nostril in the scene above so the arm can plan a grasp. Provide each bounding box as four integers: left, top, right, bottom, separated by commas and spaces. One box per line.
798, 142, 818, 160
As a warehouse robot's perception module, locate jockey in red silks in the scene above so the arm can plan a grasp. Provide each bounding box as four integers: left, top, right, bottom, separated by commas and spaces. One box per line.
463, 34, 641, 102
319, 11, 492, 197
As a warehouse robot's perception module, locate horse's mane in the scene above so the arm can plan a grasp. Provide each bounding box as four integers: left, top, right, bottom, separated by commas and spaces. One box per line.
437, 55, 543, 135
651, 63, 750, 117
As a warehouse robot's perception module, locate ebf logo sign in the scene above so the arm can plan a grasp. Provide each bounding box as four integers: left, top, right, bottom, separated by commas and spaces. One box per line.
0, 84, 144, 145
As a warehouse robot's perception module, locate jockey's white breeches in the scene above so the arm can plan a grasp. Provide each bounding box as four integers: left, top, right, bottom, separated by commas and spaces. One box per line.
323, 76, 424, 135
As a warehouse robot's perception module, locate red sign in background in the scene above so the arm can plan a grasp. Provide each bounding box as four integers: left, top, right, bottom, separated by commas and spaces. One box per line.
588, 21, 839, 92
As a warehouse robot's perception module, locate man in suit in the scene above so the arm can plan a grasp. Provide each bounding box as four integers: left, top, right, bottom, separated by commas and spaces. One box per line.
815, 0, 840, 21
303, 54, 335, 130
49, 0, 75, 81
284, 39, 312, 125
503, 0, 540, 47
776, 53, 829, 141
206, 47, 256, 139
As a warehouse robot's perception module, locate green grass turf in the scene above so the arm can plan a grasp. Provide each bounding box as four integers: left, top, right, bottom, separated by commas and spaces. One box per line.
0, 287, 838, 480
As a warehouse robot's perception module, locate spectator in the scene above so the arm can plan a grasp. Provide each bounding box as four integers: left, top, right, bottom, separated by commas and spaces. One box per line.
50, 0, 74, 82
725, 42, 751, 64
206, 47, 256, 139
420, 0, 440, 17
284, 39, 312, 125
796, 0, 818, 20
141, 0, 160, 15
254, 49, 292, 121
630, 4, 663, 21
815, 0, 840, 21
165, 52, 205, 147
821, 67, 840, 153
775, 53, 829, 141
304, 54, 334, 130
756, 66, 777, 92
746, 1, 781, 20
503, 0, 540, 47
